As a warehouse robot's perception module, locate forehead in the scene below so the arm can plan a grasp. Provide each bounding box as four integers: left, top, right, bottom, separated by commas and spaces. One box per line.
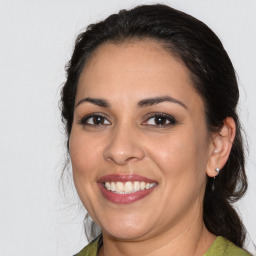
76, 39, 203, 110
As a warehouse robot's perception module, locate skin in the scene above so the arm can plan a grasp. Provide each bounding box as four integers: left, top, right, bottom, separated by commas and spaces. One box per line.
69, 39, 236, 256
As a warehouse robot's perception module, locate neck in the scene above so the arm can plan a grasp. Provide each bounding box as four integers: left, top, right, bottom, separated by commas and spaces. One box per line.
99, 213, 216, 256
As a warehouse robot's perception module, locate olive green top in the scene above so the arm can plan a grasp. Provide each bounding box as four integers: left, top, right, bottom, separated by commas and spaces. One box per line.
75, 236, 251, 256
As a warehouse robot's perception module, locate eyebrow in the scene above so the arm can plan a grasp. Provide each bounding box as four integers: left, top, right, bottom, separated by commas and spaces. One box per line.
138, 96, 187, 109
75, 95, 187, 109
76, 97, 110, 108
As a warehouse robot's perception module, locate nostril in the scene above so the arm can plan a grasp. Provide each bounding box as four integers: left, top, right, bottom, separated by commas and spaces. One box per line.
102, 128, 145, 164
104, 147, 145, 165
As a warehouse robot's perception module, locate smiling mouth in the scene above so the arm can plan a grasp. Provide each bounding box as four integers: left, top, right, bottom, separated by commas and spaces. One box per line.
98, 174, 158, 204
104, 181, 157, 194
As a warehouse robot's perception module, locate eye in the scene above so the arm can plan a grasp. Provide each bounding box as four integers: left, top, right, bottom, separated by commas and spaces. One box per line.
143, 113, 176, 127
79, 114, 111, 126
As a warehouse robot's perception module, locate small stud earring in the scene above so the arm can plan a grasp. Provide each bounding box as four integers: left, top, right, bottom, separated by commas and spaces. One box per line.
214, 149, 219, 153
212, 168, 220, 192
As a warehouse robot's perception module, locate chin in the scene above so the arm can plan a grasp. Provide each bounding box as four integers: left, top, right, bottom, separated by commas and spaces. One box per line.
103, 226, 148, 241
100, 215, 151, 241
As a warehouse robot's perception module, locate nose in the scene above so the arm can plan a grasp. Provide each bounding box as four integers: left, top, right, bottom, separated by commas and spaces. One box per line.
103, 125, 145, 165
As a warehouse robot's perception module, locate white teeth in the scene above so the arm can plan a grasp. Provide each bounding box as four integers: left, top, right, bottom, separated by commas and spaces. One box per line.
104, 181, 157, 194
105, 182, 111, 190
140, 181, 146, 190
134, 181, 140, 191
110, 182, 116, 192
116, 182, 124, 193
124, 181, 133, 193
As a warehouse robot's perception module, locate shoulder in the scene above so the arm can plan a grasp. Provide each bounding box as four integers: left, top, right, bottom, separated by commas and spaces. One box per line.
204, 236, 252, 256
74, 236, 101, 256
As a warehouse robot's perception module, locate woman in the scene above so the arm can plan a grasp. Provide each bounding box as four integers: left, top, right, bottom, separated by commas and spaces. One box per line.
61, 4, 251, 256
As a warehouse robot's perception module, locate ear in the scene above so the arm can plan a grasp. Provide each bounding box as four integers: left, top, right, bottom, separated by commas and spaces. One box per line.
206, 117, 236, 177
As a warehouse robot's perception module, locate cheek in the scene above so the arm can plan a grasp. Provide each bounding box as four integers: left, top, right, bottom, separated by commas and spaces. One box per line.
69, 130, 103, 214
69, 130, 103, 188
146, 126, 209, 182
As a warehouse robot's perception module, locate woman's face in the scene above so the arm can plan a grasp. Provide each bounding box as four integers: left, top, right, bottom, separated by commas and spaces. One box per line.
69, 40, 213, 240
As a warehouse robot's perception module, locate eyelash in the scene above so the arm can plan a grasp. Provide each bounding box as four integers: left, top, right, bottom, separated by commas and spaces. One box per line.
78, 112, 176, 127
79, 113, 111, 127
143, 112, 176, 127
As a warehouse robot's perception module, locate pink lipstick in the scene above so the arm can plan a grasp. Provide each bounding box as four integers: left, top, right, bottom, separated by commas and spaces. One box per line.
98, 174, 157, 204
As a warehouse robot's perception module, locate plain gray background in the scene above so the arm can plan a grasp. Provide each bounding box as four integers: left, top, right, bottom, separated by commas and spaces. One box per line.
0, 0, 255, 255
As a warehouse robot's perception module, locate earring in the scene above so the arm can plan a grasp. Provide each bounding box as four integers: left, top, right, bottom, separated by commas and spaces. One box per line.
215, 167, 220, 174
212, 168, 220, 192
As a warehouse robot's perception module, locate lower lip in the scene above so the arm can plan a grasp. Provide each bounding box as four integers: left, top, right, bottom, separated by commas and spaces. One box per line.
98, 183, 157, 204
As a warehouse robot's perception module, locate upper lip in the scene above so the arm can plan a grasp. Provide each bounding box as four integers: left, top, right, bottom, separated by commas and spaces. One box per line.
97, 174, 157, 183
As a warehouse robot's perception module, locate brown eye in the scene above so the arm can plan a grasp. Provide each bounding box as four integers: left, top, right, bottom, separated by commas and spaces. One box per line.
92, 116, 105, 125
143, 113, 176, 127
80, 114, 111, 126
154, 116, 168, 125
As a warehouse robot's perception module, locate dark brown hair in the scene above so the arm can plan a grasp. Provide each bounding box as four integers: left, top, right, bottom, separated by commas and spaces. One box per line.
61, 4, 247, 247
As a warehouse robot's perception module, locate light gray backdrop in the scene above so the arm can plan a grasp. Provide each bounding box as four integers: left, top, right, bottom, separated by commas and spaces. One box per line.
0, 0, 255, 255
